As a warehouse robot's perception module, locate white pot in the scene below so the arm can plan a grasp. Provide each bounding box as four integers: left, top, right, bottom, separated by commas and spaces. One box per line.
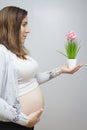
67, 59, 77, 69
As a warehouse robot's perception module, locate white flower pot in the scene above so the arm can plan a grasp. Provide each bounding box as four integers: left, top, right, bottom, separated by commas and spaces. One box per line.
67, 59, 77, 69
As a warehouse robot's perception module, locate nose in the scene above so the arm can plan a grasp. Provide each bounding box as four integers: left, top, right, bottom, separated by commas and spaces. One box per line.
26, 26, 30, 33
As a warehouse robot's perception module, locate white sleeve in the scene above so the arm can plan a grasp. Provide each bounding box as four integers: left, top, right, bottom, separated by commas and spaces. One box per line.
0, 50, 29, 126
0, 98, 29, 126
35, 67, 62, 84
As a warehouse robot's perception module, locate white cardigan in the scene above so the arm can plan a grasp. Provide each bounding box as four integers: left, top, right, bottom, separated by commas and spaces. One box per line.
0, 44, 62, 126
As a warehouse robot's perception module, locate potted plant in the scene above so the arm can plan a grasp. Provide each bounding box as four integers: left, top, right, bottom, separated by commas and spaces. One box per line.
58, 31, 80, 68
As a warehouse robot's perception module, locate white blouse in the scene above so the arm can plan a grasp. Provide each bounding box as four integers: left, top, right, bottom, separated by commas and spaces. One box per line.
15, 56, 39, 96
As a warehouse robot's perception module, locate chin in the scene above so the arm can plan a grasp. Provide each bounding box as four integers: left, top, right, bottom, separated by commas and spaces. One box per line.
21, 40, 25, 44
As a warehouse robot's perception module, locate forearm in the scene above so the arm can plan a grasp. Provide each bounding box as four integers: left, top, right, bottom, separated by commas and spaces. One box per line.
36, 67, 62, 84
0, 98, 29, 126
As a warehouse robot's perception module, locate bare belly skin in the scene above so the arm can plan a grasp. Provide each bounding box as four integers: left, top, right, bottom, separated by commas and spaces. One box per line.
19, 86, 44, 115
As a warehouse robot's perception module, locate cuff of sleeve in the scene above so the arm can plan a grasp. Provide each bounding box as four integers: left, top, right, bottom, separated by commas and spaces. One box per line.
49, 67, 62, 78
17, 112, 30, 126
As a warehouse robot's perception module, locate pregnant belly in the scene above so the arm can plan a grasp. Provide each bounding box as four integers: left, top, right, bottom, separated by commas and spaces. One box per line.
19, 86, 44, 115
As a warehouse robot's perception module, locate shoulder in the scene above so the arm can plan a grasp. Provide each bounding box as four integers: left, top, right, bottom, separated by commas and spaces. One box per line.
0, 44, 8, 52
0, 44, 9, 60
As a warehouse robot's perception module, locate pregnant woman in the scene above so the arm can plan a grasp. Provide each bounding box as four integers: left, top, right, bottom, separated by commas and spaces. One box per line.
0, 6, 83, 130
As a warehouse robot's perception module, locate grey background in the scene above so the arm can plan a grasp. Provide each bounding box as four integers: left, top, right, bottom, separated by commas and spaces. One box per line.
0, 0, 87, 130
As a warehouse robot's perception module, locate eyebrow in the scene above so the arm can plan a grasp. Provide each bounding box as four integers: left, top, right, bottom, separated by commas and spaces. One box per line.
22, 21, 28, 24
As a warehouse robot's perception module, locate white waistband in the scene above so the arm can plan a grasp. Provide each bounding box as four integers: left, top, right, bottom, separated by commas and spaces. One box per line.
18, 79, 39, 96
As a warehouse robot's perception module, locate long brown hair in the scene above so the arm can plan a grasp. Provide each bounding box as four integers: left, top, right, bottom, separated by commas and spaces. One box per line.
0, 6, 29, 59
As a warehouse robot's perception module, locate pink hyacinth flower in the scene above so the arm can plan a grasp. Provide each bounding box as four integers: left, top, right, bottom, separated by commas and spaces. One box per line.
66, 31, 76, 41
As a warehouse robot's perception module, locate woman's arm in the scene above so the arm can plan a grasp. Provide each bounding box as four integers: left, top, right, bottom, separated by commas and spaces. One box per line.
0, 48, 29, 126
0, 98, 29, 125
0, 46, 44, 127
35, 67, 62, 84
35, 64, 83, 85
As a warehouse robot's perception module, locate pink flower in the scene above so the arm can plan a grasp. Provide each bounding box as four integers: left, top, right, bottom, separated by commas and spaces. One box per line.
66, 31, 76, 41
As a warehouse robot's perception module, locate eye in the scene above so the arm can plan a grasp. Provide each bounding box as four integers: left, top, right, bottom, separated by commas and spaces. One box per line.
22, 23, 26, 27
22, 21, 28, 27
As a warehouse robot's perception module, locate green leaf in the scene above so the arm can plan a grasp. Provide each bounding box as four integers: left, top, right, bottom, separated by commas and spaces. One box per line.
57, 40, 80, 59
56, 50, 67, 57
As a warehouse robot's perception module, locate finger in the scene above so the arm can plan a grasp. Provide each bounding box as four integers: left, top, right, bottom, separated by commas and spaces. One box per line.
37, 118, 40, 123
37, 110, 43, 118
71, 67, 81, 73
70, 64, 83, 71
75, 64, 84, 68
74, 65, 83, 71
36, 109, 43, 118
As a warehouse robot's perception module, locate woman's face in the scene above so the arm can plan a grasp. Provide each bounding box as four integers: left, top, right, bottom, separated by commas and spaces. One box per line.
20, 16, 30, 44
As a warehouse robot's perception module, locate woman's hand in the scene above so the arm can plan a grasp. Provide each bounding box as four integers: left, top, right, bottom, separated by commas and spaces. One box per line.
60, 64, 83, 74
26, 108, 43, 128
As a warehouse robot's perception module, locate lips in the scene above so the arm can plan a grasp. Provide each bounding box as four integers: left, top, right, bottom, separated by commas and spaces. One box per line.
23, 36, 27, 39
